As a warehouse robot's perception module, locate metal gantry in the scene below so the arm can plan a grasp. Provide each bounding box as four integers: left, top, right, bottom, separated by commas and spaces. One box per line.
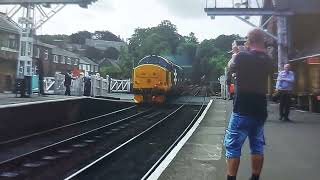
204, 0, 294, 71
0, 0, 97, 78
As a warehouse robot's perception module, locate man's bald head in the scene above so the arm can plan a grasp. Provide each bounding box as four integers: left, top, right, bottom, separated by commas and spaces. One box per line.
247, 28, 265, 48
284, 64, 291, 71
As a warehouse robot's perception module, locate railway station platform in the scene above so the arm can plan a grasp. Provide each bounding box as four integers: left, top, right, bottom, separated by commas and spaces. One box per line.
0, 93, 136, 108
151, 99, 320, 180
0, 93, 86, 108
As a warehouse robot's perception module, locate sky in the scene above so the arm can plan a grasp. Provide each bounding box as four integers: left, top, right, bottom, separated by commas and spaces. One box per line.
0, 0, 262, 41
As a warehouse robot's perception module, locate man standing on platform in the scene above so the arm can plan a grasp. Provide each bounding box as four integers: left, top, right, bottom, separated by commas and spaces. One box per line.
225, 28, 273, 180
64, 71, 73, 96
276, 64, 295, 121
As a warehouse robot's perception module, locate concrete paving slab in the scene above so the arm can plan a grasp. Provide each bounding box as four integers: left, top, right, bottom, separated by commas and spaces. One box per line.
158, 100, 227, 180
158, 99, 320, 180
0, 93, 86, 108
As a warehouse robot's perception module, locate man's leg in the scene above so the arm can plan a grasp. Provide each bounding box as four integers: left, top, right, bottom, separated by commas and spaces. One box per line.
249, 123, 265, 180
227, 158, 240, 179
250, 154, 264, 179
279, 92, 285, 120
224, 113, 248, 179
65, 86, 68, 95
284, 93, 291, 120
67, 86, 71, 96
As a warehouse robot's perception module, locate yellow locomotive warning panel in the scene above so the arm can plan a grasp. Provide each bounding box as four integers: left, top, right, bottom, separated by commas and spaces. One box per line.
134, 64, 168, 89
132, 55, 183, 104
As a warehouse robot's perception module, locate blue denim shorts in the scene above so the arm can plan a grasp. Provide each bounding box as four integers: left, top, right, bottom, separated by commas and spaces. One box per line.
224, 113, 266, 158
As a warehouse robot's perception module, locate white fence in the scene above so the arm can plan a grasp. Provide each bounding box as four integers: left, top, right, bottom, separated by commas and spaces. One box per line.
110, 78, 131, 93
43, 74, 131, 97
219, 75, 228, 100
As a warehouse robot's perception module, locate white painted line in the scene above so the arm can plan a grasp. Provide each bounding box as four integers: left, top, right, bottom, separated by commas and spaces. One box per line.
295, 110, 308, 113
0, 96, 87, 109
146, 99, 214, 180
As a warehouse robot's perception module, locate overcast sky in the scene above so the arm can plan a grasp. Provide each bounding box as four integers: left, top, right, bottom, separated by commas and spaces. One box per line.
1, 0, 261, 41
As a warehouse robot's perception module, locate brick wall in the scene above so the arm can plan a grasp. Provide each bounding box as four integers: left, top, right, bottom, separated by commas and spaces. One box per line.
0, 57, 17, 92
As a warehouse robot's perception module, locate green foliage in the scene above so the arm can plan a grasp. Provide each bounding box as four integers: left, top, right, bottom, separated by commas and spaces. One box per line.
128, 20, 182, 61
118, 20, 242, 82
118, 47, 133, 78
104, 47, 120, 59
37, 21, 241, 81
213, 34, 241, 52
69, 31, 92, 44
85, 46, 103, 61
99, 66, 121, 78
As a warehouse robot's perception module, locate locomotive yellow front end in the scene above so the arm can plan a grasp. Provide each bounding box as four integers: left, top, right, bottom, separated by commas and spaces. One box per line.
133, 64, 170, 103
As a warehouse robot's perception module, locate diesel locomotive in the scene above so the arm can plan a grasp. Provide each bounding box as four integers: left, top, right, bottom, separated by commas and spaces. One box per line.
132, 55, 184, 103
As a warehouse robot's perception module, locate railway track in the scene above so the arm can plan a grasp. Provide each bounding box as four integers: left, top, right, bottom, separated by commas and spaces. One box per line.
0, 105, 137, 146
64, 100, 207, 180
0, 104, 181, 180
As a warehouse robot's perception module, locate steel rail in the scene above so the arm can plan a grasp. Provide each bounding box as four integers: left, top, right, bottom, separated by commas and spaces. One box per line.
0, 105, 136, 145
141, 93, 207, 179
64, 105, 185, 180
0, 108, 151, 167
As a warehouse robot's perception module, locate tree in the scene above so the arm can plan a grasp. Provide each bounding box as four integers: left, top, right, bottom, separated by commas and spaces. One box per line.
99, 66, 121, 78
104, 47, 120, 59
118, 47, 133, 78
69, 31, 92, 44
154, 20, 182, 54
177, 32, 199, 59
85, 46, 103, 62
213, 34, 241, 52
185, 32, 199, 44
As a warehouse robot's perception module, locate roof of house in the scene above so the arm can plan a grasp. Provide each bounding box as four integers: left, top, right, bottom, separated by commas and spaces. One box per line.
99, 58, 121, 70
79, 56, 98, 66
34, 41, 56, 49
0, 14, 21, 34
85, 39, 126, 51
52, 47, 79, 58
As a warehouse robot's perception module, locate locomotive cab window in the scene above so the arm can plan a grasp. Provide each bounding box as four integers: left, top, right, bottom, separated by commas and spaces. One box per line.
138, 56, 173, 71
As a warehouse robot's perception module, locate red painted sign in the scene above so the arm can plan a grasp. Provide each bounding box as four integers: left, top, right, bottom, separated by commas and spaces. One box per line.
307, 57, 320, 64
72, 68, 81, 77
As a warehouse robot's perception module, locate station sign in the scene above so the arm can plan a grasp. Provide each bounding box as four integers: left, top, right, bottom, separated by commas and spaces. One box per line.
307, 57, 320, 64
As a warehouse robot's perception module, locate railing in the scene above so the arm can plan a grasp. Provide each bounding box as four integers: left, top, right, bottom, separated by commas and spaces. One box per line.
206, 0, 263, 8
43, 77, 55, 94
110, 78, 131, 93
219, 75, 229, 100
41, 74, 131, 97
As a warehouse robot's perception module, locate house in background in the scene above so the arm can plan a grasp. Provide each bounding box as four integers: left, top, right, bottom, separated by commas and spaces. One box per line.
0, 13, 20, 93
51, 47, 80, 76
85, 39, 126, 51
98, 58, 121, 72
33, 41, 55, 77
79, 56, 99, 75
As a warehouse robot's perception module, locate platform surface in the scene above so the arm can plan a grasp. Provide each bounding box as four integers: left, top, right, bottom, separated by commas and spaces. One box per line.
158, 99, 320, 180
0, 93, 86, 108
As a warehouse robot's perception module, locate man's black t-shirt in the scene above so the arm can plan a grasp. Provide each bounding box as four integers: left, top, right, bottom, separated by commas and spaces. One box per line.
228, 50, 273, 119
